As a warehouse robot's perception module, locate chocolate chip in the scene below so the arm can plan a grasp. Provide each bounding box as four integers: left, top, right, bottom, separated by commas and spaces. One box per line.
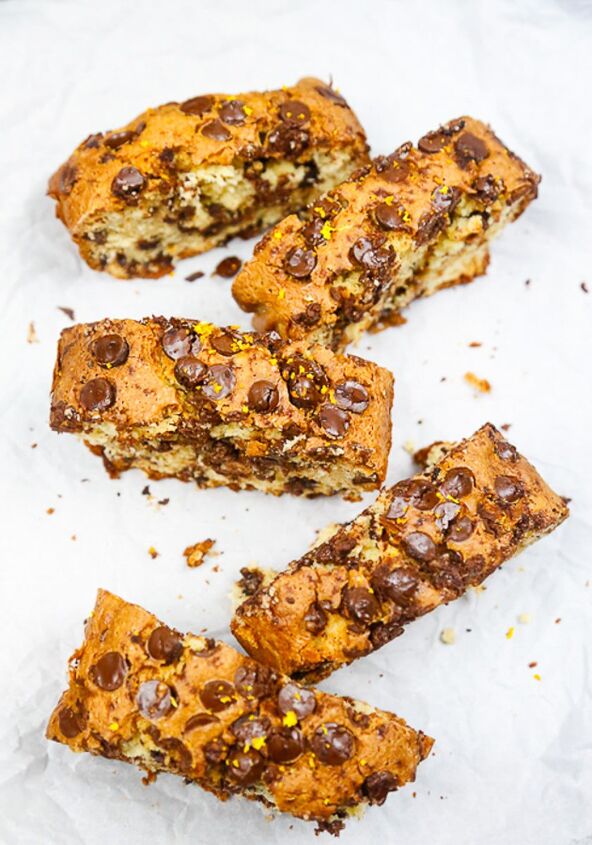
434, 501, 462, 531
283, 246, 317, 279
111, 166, 145, 202
282, 356, 327, 409
380, 160, 410, 183
415, 210, 447, 244
200, 679, 236, 712
174, 355, 208, 388
180, 95, 214, 116
185, 270, 205, 282
203, 737, 228, 764
80, 378, 115, 412
230, 715, 270, 743
91, 652, 127, 691
311, 723, 354, 765
315, 85, 347, 107
495, 475, 524, 502
418, 130, 448, 153
473, 174, 501, 204
279, 100, 311, 126
162, 326, 200, 360
147, 626, 183, 663
362, 771, 399, 805
267, 124, 309, 157
385, 479, 439, 520
440, 467, 475, 499
58, 706, 85, 738
104, 130, 136, 149
92, 334, 129, 368
370, 619, 404, 649
374, 202, 407, 231
278, 683, 316, 719
334, 380, 369, 413
448, 515, 474, 542
214, 256, 241, 278
455, 132, 489, 167
136, 680, 172, 720
184, 713, 220, 732
201, 364, 235, 400
294, 302, 322, 326
301, 218, 326, 247
495, 440, 518, 461
226, 749, 264, 785
304, 601, 327, 634
219, 99, 247, 125
318, 404, 349, 438
349, 236, 394, 271
210, 330, 240, 355
154, 736, 192, 772
268, 728, 304, 764
371, 565, 419, 605
234, 663, 275, 700
59, 163, 78, 194
403, 531, 437, 562
341, 586, 379, 625
83, 133, 103, 149
248, 380, 279, 413
432, 185, 459, 212
201, 120, 232, 141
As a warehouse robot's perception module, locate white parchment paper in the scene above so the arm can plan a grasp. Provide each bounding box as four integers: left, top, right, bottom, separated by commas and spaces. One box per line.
0, 1, 591, 842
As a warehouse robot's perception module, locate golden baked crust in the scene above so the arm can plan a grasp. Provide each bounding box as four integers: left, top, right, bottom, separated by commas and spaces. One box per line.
48, 78, 369, 279
232, 117, 540, 350
47, 590, 433, 832
49, 318, 393, 498
231, 424, 569, 681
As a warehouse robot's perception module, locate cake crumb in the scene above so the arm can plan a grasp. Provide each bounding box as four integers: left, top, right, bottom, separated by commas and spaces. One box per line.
518, 613, 531, 624
439, 627, 456, 645
468, 341, 482, 348
183, 539, 217, 568
148, 546, 159, 559
46, 507, 55, 515
505, 626, 514, 639
464, 371, 491, 393
402, 439, 416, 456
27, 321, 39, 343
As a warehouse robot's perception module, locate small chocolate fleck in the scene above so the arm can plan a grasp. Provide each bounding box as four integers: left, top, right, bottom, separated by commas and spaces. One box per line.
92, 334, 129, 368
80, 378, 115, 412
315, 86, 348, 107
185, 270, 205, 282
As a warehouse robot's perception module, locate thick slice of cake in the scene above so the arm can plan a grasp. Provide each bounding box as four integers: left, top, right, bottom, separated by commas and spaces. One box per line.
49, 318, 393, 498
232, 117, 540, 350
48, 78, 369, 278
231, 424, 568, 681
47, 590, 433, 834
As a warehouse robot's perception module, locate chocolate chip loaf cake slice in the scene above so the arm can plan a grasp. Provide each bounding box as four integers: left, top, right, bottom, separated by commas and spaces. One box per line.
232, 117, 540, 350
231, 424, 568, 682
49, 319, 393, 498
47, 590, 433, 834
48, 78, 369, 279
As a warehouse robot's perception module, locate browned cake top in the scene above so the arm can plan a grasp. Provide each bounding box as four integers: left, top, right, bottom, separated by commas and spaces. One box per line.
49, 318, 394, 479
47, 591, 433, 824
231, 424, 568, 679
232, 116, 540, 339
48, 77, 369, 233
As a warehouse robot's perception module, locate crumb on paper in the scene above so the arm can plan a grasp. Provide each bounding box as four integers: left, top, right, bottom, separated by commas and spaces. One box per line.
46, 507, 55, 515
142, 485, 151, 496
440, 627, 456, 645
58, 306, 75, 321
464, 371, 491, 393
505, 626, 515, 639
183, 539, 217, 568
555, 617, 562, 624
581, 281, 589, 293
528, 661, 538, 668
518, 612, 531, 624
185, 270, 205, 282
148, 546, 159, 559
468, 341, 482, 348
71, 534, 77, 541
158, 497, 169, 506
501, 423, 512, 431
402, 439, 416, 456
27, 322, 39, 343
525, 278, 531, 287
533, 673, 541, 681
471, 583, 486, 595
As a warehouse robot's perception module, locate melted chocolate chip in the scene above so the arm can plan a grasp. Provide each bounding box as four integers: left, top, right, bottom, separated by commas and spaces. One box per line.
415, 210, 447, 244
304, 601, 327, 634
174, 356, 208, 388
455, 132, 490, 167
341, 586, 379, 624
385, 479, 439, 520
440, 467, 475, 499
374, 202, 407, 231
495, 475, 524, 502
200, 679, 236, 712
104, 130, 136, 149
473, 174, 501, 204
203, 737, 227, 764
371, 565, 419, 605
282, 356, 327, 409
230, 715, 270, 743
283, 246, 317, 279
268, 728, 304, 764
301, 217, 326, 247
432, 185, 459, 212
210, 330, 240, 356
147, 626, 183, 663
279, 100, 311, 126
83, 133, 103, 149
403, 531, 437, 562
370, 619, 404, 649
180, 95, 214, 116
226, 749, 264, 785
92, 334, 129, 368
234, 663, 275, 700
59, 164, 78, 194
136, 680, 172, 720
362, 771, 399, 805
184, 713, 220, 731
267, 124, 309, 157
349, 236, 393, 271
448, 515, 474, 542
219, 99, 247, 125
80, 378, 116, 412
214, 256, 241, 278
201, 364, 235, 400
248, 380, 279, 413
434, 501, 462, 531
495, 440, 518, 461
380, 159, 410, 183
318, 404, 349, 438
58, 706, 85, 738
201, 120, 232, 141
91, 652, 127, 691
418, 130, 448, 154
311, 723, 354, 765
334, 380, 369, 413
277, 683, 316, 719
111, 166, 145, 202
